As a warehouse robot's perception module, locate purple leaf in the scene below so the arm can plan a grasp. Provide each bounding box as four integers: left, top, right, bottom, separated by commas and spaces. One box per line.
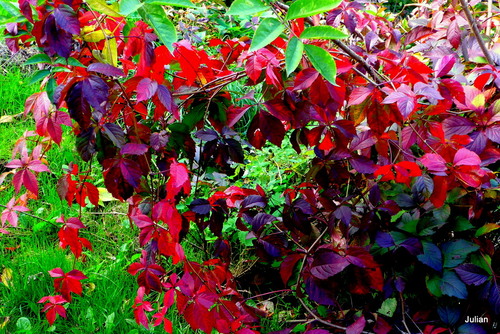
305, 330, 330, 334
120, 143, 149, 155
488, 281, 500, 314
304, 276, 336, 305
53, 5, 80, 35
189, 198, 211, 215
441, 271, 468, 299
434, 54, 456, 77
417, 241, 442, 272
156, 85, 179, 120
311, 251, 350, 279
66, 81, 91, 128
350, 130, 376, 151
334, 206, 352, 225
375, 232, 394, 248
150, 132, 169, 151
241, 195, 266, 209
350, 156, 376, 174
44, 14, 72, 58
454, 264, 489, 286
414, 82, 443, 100
485, 124, 500, 143
137, 78, 158, 102
251, 213, 277, 231
102, 123, 126, 147
442, 116, 475, 138
118, 158, 143, 188
195, 129, 218, 142
82, 75, 109, 112
87, 63, 124, 77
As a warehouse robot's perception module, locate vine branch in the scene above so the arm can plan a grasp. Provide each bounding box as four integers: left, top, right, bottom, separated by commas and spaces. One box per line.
460, 0, 495, 66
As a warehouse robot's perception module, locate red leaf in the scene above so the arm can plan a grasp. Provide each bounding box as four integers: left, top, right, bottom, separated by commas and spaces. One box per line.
166, 160, 191, 199
447, 19, 461, 49
280, 253, 305, 284
430, 175, 448, 208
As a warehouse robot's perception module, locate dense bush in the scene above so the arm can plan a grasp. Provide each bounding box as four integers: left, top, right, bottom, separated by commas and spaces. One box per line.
1, 0, 499, 333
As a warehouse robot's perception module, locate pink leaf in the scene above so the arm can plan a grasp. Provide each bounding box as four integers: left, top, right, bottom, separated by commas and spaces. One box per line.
453, 148, 481, 166
435, 54, 456, 77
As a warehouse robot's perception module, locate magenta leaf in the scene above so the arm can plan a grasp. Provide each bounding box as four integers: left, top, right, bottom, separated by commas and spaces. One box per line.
137, 78, 158, 102
434, 54, 456, 77
420, 153, 447, 175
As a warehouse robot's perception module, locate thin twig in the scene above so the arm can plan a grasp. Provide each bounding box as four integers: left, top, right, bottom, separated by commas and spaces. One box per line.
460, 0, 495, 66
299, 298, 375, 334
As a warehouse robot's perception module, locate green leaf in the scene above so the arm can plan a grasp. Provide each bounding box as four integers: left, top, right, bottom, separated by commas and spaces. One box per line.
249, 17, 284, 52
453, 216, 474, 232
285, 36, 303, 76
54, 57, 86, 67
303, 44, 337, 85
0, 0, 20, 17
120, 0, 144, 16
29, 69, 51, 85
286, 0, 342, 20
138, 4, 177, 51
24, 54, 52, 66
300, 26, 348, 40
426, 275, 443, 297
144, 0, 196, 8
226, 0, 269, 16
442, 239, 479, 268
377, 298, 397, 317
85, 0, 122, 17
475, 223, 500, 237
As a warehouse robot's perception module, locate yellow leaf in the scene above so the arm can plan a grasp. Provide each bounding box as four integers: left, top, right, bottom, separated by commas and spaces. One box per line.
472, 93, 485, 109
103, 37, 118, 67
0, 113, 22, 124
98, 187, 116, 204
83, 30, 107, 42
1, 268, 13, 288
85, 0, 122, 17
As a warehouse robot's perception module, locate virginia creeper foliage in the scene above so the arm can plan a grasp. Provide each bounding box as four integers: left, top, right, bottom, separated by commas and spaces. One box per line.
2, 0, 499, 332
